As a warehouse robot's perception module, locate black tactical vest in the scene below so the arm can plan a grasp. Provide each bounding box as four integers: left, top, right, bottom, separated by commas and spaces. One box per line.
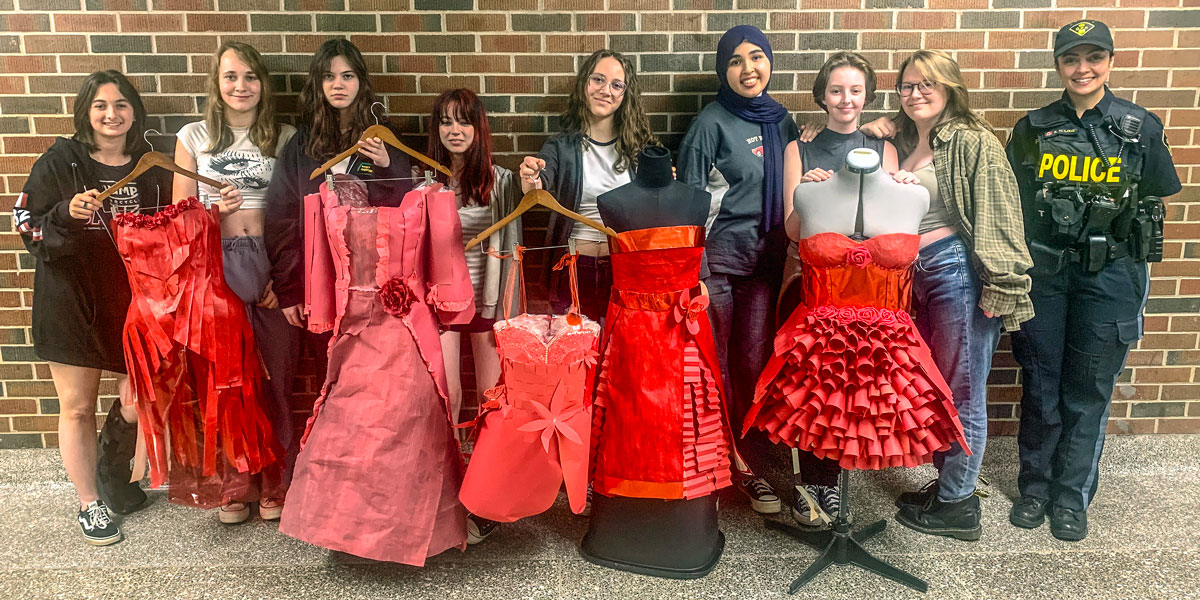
1026, 100, 1148, 194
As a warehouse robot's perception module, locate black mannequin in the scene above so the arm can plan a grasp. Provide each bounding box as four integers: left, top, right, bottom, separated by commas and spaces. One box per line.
597, 145, 710, 232
581, 145, 724, 580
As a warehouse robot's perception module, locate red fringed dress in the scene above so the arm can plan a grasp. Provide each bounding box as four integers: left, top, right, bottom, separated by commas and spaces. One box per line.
591, 226, 733, 500
114, 198, 282, 508
746, 232, 970, 470
459, 250, 600, 521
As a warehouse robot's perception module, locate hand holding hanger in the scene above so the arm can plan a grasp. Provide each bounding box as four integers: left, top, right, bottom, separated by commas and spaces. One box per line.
356, 137, 391, 169
309, 102, 449, 181
518, 157, 545, 193
68, 189, 102, 221
214, 185, 244, 216
466, 189, 616, 250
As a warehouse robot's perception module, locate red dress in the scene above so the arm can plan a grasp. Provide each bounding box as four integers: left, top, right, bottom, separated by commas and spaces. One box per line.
459, 250, 599, 521
591, 226, 733, 500
746, 232, 969, 470
114, 198, 282, 508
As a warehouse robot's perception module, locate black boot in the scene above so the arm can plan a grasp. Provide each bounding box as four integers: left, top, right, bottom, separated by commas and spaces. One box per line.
1048, 505, 1088, 542
895, 493, 981, 541
97, 402, 148, 515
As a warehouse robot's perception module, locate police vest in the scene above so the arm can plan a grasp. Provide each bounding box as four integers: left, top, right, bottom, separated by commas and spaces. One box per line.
1027, 101, 1147, 194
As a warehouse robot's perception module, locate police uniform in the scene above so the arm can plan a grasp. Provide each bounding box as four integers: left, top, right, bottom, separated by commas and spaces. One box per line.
1005, 21, 1181, 529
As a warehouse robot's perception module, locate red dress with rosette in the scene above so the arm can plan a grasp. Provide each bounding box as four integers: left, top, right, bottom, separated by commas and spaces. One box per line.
746, 232, 969, 470
458, 250, 600, 521
591, 226, 733, 500
114, 198, 282, 508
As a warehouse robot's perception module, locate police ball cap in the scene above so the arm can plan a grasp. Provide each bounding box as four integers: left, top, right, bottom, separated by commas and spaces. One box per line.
1054, 20, 1114, 58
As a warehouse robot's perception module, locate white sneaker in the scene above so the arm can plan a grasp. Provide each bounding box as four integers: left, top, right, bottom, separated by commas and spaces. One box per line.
466, 514, 499, 545
737, 475, 781, 514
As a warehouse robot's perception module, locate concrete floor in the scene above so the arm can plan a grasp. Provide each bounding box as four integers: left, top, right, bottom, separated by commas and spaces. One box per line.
2, 435, 1199, 600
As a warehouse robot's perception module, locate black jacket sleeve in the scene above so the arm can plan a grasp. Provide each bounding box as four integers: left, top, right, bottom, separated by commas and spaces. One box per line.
14, 151, 85, 263
265, 135, 306, 309
1137, 112, 1182, 199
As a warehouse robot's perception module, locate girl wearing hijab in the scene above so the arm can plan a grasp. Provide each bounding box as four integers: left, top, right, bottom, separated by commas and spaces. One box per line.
677, 25, 799, 515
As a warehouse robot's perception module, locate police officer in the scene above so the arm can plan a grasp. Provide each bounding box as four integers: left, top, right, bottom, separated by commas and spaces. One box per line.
1005, 20, 1180, 542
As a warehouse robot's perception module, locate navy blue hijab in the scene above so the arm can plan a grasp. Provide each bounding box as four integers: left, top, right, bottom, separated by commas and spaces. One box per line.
715, 25, 789, 233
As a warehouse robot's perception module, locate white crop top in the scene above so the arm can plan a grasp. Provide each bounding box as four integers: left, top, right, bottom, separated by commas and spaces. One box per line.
177, 121, 296, 210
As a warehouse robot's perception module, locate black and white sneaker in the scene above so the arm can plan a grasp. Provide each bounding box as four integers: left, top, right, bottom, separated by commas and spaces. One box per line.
792, 484, 832, 526
78, 500, 122, 546
466, 513, 499, 545
737, 475, 781, 514
816, 485, 848, 523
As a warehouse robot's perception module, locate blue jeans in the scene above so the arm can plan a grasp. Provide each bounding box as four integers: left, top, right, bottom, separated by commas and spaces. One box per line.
912, 235, 1002, 503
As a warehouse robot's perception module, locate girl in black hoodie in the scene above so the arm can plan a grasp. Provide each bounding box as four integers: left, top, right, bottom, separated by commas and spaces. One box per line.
14, 71, 169, 545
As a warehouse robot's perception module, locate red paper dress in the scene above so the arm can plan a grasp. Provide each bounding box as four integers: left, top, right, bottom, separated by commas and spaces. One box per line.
591, 226, 733, 500
459, 251, 599, 521
114, 198, 282, 508
746, 232, 970, 470
281, 177, 475, 566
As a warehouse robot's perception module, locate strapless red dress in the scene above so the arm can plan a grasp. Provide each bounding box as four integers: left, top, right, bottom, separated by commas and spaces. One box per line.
746, 232, 969, 470
591, 226, 732, 500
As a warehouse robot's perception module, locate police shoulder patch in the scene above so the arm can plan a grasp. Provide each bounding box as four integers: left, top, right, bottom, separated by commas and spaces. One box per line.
1070, 21, 1095, 36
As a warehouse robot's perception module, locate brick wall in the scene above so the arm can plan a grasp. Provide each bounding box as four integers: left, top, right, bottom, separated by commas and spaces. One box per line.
0, 0, 1197, 449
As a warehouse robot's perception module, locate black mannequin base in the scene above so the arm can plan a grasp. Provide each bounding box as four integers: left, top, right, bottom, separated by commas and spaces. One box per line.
579, 493, 724, 579
766, 470, 928, 593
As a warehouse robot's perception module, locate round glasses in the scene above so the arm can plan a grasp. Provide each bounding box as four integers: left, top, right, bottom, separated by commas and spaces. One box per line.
588, 74, 627, 96
898, 80, 936, 97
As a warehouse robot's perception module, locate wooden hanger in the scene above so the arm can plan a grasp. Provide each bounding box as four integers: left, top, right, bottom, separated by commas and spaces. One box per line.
308, 126, 451, 181
466, 189, 616, 250
96, 151, 223, 204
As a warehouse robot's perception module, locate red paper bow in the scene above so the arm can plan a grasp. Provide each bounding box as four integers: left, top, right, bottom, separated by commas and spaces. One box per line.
379, 277, 415, 317
516, 381, 585, 453
673, 289, 710, 336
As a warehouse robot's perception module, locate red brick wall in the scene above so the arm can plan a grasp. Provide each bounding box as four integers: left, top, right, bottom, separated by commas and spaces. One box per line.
1, 0, 1197, 448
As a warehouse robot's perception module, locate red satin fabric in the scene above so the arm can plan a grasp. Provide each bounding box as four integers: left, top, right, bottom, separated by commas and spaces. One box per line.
591, 226, 733, 500
114, 198, 282, 508
747, 232, 969, 470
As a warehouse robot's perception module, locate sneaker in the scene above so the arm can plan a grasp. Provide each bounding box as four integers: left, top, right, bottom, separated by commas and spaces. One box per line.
78, 500, 122, 546
895, 479, 939, 509
219, 502, 251, 524
737, 475, 781, 514
816, 484, 847, 523
580, 484, 593, 517
258, 498, 284, 521
466, 514, 499, 545
895, 494, 982, 541
97, 403, 148, 515
791, 484, 831, 526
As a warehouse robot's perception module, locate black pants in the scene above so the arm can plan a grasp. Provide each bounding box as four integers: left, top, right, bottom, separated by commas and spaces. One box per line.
1010, 253, 1147, 512
551, 254, 612, 323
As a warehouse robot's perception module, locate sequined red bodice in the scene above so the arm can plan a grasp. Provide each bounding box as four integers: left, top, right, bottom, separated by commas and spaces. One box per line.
799, 232, 920, 313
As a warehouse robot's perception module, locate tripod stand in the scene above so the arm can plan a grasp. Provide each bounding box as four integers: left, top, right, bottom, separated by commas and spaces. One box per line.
767, 469, 927, 594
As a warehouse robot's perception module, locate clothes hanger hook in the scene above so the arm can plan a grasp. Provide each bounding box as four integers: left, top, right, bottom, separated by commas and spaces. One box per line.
143, 128, 161, 149
370, 102, 385, 126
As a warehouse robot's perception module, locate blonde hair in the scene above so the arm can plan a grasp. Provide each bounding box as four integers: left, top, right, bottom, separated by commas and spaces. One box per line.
204, 41, 281, 158
893, 50, 991, 157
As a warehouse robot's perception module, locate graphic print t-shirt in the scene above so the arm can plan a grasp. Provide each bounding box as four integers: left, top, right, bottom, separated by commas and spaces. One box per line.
92, 159, 141, 230
177, 121, 296, 210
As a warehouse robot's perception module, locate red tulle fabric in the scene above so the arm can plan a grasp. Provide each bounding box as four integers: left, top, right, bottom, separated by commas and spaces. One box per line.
115, 198, 282, 507
746, 232, 969, 470
591, 226, 733, 500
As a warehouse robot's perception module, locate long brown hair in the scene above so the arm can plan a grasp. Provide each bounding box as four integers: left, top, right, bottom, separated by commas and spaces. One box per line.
892, 50, 992, 158
71, 70, 148, 155
560, 49, 658, 173
427, 89, 495, 206
204, 41, 281, 158
298, 39, 379, 162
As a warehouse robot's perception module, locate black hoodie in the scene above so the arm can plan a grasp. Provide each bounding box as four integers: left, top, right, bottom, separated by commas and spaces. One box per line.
14, 137, 169, 372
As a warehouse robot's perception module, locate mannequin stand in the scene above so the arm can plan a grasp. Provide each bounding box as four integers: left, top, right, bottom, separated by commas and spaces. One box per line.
580, 494, 724, 579
766, 470, 927, 594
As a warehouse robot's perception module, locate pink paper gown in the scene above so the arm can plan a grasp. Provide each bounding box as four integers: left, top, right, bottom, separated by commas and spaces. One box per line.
280, 177, 475, 566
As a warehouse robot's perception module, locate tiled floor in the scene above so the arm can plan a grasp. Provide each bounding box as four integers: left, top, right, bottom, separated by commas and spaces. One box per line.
3, 435, 1198, 599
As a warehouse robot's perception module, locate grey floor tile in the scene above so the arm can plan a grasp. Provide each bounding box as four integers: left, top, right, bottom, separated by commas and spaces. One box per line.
558, 556, 767, 600
954, 549, 1200, 600
750, 552, 972, 600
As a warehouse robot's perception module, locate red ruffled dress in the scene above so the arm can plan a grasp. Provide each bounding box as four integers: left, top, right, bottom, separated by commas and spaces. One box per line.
746, 232, 969, 470
459, 250, 600, 521
591, 226, 733, 500
281, 178, 475, 566
114, 198, 283, 508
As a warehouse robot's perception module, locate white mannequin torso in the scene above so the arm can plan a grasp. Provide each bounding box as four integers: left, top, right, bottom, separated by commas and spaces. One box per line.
794, 148, 929, 239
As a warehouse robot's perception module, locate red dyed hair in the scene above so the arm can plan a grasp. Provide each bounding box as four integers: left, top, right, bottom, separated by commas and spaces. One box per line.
427, 89, 495, 206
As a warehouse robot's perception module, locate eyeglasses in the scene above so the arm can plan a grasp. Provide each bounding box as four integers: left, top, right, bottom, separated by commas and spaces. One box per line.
587, 74, 627, 96
898, 80, 936, 97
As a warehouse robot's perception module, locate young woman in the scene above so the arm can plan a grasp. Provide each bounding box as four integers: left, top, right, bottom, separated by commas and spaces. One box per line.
425, 89, 521, 432
264, 38, 413, 331
1006, 21, 1179, 542
13, 70, 169, 545
173, 41, 298, 525
518, 48, 658, 321
863, 50, 1034, 541
779, 51, 915, 526
676, 25, 798, 515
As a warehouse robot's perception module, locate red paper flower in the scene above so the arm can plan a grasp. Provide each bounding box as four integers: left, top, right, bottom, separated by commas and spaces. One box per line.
673, 288, 710, 336
846, 245, 873, 268
856, 306, 881, 323
379, 277, 414, 317
877, 309, 898, 327
836, 306, 858, 324
896, 310, 914, 326
517, 381, 585, 453
813, 305, 837, 319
